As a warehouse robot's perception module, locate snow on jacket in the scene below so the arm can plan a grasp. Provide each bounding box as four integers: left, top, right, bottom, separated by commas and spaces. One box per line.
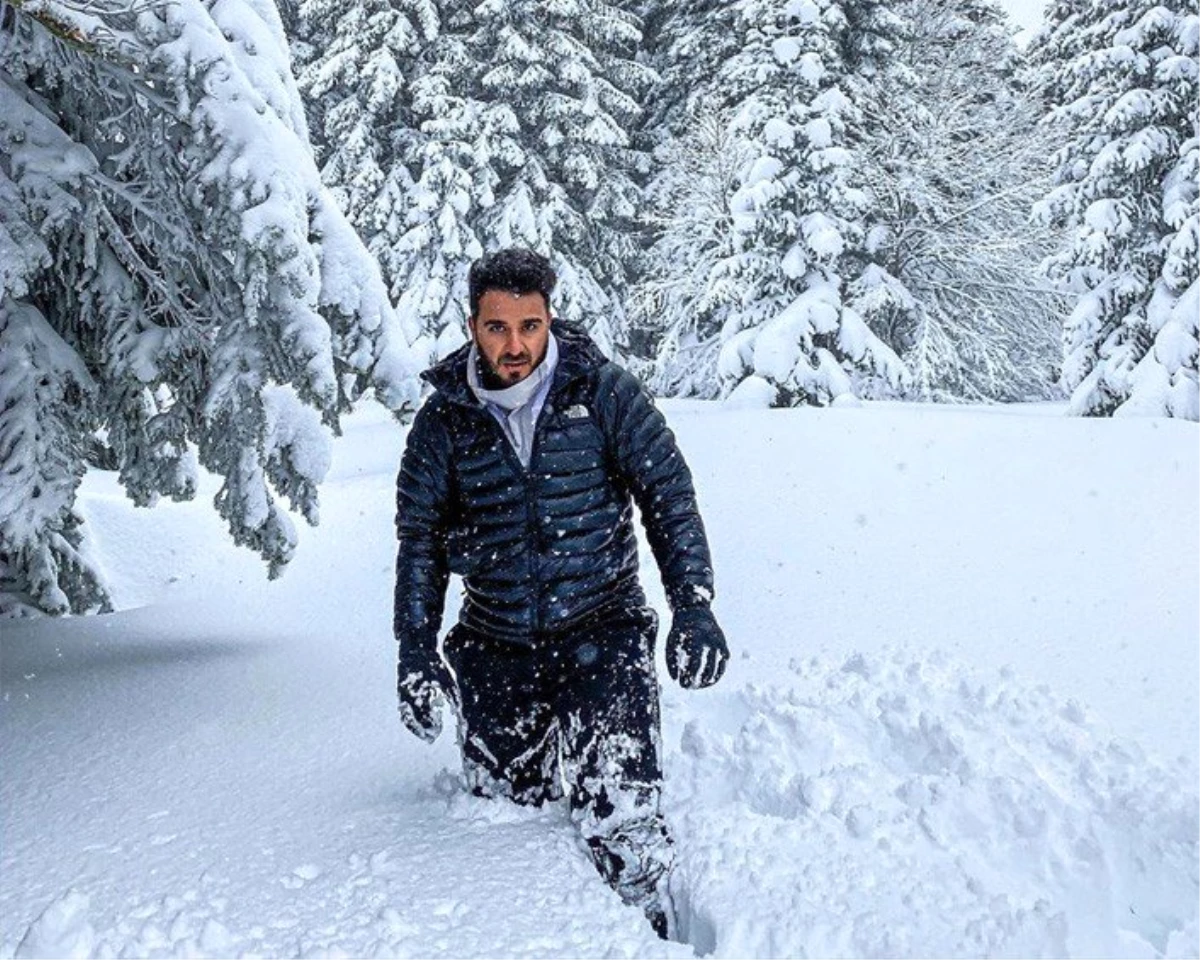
393, 321, 715, 648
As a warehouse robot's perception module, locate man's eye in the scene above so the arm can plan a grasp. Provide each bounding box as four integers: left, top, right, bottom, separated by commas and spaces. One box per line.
523, 321, 541, 332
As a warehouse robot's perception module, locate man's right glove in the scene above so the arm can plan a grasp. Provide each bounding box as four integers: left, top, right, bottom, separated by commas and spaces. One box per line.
665, 606, 729, 689
397, 644, 453, 743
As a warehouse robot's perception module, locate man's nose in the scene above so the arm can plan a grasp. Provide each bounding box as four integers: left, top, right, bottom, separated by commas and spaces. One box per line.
505, 329, 522, 353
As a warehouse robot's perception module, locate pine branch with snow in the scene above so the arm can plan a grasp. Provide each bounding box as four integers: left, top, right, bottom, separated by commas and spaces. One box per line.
637, 0, 742, 147
0, 0, 423, 617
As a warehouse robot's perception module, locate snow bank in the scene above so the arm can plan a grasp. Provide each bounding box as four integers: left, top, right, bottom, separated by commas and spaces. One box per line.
3, 647, 1194, 958
663, 651, 1198, 958
1, 400, 1195, 958
13, 892, 94, 959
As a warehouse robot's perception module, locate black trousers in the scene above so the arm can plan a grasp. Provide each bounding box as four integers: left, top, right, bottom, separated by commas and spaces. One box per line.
443, 606, 674, 909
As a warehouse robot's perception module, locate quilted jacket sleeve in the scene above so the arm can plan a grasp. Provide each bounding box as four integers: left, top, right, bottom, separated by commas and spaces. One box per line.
597, 364, 715, 612
393, 400, 453, 654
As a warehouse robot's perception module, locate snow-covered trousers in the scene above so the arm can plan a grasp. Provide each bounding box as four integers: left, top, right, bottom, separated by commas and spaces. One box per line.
444, 605, 674, 911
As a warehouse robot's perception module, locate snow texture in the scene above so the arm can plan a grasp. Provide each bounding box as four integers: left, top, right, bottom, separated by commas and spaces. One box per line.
1, 400, 1196, 958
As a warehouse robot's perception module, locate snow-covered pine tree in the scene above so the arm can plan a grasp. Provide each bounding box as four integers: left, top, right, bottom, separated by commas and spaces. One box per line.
295, 0, 467, 359
299, 0, 653, 359
295, 0, 436, 220
1030, 0, 1198, 418
637, 0, 743, 144
387, 17, 525, 360
0, 0, 422, 617
465, 0, 657, 356
710, 0, 910, 405
856, 0, 1065, 402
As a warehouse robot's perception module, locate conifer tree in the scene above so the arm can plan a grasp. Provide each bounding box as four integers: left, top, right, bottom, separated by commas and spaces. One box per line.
388, 22, 520, 359
464, 0, 656, 356
710, 0, 910, 404
637, 0, 741, 144
296, 0, 456, 356
1031, 0, 1198, 418
629, 0, 745, 388
0, 0, 422, 617
298, 0, 653, 358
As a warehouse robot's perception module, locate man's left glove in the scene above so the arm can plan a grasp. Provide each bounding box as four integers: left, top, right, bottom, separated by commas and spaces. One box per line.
397, 644, 453, 743
665, 606, 729, 689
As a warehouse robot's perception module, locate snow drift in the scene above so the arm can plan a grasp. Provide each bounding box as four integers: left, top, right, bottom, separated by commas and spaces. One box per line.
1, 400, 1196, 958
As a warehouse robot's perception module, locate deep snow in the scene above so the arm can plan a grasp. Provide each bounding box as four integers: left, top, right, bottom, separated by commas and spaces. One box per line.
1, 400, 1196, 958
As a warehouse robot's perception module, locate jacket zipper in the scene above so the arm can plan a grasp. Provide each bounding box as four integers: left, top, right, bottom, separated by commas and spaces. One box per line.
467, 397, 557, 636
524, 392, 559, 636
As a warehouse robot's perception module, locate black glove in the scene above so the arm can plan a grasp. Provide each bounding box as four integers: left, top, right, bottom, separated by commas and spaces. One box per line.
665, 606, 729, 689
397, 644, 453, 743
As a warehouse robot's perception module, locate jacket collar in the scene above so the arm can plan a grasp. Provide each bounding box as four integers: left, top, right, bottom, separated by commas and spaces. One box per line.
421, 320, 607, 406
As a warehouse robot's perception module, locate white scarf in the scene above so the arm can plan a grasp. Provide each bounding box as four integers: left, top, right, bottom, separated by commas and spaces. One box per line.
467, 332, 559, 468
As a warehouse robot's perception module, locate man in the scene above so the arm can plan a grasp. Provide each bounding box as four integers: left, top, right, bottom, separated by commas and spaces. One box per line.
393, 248, 728, 938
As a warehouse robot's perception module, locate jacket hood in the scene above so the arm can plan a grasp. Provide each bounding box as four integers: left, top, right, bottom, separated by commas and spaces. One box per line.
421, 320, 608, 404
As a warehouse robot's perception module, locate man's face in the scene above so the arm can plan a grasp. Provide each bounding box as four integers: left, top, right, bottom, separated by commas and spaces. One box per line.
469, 290, 552, 387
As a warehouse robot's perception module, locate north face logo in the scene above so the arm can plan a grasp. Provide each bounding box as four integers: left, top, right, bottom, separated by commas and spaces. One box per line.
564, 404, 590, 420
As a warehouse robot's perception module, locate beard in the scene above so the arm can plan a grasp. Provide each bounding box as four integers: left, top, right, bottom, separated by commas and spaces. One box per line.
477, 342, 546, 389
488, 353, 531, 385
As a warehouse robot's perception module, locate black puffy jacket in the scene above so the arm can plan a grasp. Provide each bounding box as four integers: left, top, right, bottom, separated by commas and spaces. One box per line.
393, 322, 714, 649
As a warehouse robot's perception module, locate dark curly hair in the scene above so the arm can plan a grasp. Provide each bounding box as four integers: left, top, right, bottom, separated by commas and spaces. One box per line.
468, 248, 557, 318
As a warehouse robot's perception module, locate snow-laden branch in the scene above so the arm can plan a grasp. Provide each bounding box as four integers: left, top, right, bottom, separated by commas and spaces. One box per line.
5, 0, 148, 63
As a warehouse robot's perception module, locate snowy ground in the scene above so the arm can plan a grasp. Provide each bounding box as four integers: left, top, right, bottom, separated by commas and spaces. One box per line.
2, 400, 1197, 959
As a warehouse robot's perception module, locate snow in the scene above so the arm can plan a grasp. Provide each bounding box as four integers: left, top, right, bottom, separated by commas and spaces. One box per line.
1, 400, 1197, 958
771, 37, 801, 65
723, 376, 778, 409
784, 0, 821, 24
801, 211, 845, 260
737, 156, 785, 195
796, 52, 826, 85
670, 660, 1195, 956
760, 117, 795, 149
264, 386, 333, 481
805, 117, 833, 150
